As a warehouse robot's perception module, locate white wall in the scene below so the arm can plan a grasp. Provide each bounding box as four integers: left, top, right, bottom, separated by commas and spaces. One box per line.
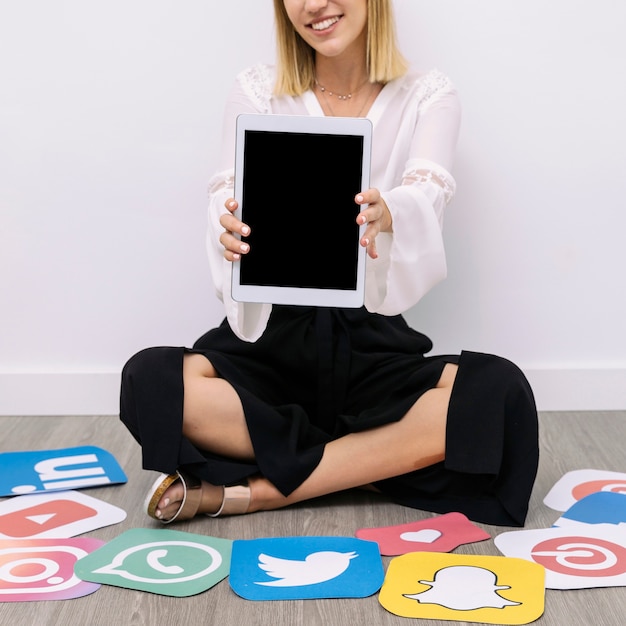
1, 0, 625, 415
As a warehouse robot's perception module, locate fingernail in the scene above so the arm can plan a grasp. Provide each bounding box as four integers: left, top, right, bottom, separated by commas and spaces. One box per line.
228, 200, 236, 208
163, 498, 170, 507
356, 194, 364, 202
233, 253, 241, 260
363, 238, 370, 246
241, 226, 250, 235
240, 243, 249, 253
155, 509, 162, 518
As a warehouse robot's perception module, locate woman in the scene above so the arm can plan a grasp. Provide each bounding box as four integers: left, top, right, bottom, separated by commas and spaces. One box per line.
120, 0, 539, 527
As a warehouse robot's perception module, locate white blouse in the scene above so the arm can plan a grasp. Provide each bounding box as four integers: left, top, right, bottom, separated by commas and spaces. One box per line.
207, 64, 461, 342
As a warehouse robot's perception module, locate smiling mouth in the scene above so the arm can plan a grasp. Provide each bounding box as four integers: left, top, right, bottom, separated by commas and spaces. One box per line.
310, 16, 341, 31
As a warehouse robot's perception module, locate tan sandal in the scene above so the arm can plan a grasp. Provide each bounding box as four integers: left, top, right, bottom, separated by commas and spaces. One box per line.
207, 482, 251, 517
145, 471, 251, 523
145, 470, 202, 524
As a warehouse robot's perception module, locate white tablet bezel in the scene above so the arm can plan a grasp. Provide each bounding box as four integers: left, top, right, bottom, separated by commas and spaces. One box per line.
231, 113, 372, 307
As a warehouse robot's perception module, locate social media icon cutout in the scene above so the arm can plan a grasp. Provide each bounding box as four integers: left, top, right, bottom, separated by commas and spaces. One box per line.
0, 446, 127, 496
356, 512, 490, 556
379, 552, 544, 625
543, 469, 626, 512
0, 491, 126, 539
554, 492, 626, 529
0, 537, 104, 602
74, 528, 232, 597
494, 525, 626, 589
229, 536, 384, 601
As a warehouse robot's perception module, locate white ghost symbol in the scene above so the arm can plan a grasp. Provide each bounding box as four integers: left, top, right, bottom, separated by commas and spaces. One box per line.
403, 565, 521, 611
255, 551, 358, 586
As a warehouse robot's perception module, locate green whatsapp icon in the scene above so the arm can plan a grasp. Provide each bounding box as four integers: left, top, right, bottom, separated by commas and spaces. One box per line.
74, 528, 232, 597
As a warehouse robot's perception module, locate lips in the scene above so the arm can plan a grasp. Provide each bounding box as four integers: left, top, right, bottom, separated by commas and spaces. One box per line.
309, 16, 341, 31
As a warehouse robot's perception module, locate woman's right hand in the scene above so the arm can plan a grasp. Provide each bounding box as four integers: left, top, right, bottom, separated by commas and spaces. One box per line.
219, 198, 251, 261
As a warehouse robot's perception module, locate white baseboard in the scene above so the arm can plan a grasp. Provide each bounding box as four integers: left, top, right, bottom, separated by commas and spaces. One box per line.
0, 372, 121, 416
0, 369, 624, 416
524, 368, 626, 412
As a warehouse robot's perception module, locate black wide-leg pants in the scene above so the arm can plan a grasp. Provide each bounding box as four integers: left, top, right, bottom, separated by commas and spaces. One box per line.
120, 306, 539, 526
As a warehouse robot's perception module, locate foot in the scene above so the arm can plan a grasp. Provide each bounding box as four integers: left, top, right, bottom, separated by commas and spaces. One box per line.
153, 478, 224, 521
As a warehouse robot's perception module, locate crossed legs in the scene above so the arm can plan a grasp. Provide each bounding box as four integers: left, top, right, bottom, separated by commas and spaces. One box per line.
152, 353, 456, 521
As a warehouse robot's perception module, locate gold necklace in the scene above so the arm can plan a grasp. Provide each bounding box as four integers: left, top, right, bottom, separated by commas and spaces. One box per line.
314, 76, 370, 101
316, 79, 374, 117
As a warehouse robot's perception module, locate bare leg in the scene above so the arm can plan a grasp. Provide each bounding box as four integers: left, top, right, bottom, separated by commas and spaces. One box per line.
153, 356, 456, 520
181, 354, 255, 460
152, 354, 252, 520
250, 362, 455, 511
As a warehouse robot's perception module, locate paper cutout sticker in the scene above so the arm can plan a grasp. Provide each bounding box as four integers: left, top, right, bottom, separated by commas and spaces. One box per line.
0, 446, 127, 496
74, 528, 232, 597
0, 491, 126, 539
0, 537, 104, 602
495, 525, 626, 589
543, 469, 626, 512
229, 536, 384, 601
379, 552, 544, 625
356, 512, 490, 556
554, 492, 626, 529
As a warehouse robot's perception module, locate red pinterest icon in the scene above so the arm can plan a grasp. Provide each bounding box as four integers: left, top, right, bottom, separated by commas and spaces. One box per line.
531, 536, 626, 577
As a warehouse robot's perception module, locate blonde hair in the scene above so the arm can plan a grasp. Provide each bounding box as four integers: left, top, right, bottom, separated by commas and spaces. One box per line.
272, 0, 408, 96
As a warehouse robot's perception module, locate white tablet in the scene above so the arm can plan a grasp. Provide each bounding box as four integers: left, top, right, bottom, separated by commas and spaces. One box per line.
231, 113, 372, 307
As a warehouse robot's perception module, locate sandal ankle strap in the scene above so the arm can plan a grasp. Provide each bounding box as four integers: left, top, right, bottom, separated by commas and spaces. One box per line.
207, 482, 250, 517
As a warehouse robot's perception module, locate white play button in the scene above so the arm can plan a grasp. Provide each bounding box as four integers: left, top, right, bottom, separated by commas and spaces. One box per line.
25, 513, 57, 525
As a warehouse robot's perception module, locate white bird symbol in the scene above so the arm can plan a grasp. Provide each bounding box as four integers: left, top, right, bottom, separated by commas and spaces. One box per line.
255, 550, 358, 586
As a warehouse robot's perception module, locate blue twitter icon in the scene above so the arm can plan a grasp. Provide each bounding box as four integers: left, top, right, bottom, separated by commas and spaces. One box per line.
230, 536, 384, 601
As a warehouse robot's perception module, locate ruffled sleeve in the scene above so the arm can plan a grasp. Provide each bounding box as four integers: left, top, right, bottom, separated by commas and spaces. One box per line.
206, 65, 274, 342
365, 70, 461, 315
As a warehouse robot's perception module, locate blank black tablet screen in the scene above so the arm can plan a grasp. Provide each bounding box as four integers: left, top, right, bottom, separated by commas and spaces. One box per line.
239, 130, 364, 290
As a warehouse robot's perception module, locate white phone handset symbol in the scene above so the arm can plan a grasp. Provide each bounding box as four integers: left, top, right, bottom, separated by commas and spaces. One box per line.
146, 549, 184, 575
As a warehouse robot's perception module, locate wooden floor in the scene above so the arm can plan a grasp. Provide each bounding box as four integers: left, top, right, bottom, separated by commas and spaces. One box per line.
1, 411, 625, 626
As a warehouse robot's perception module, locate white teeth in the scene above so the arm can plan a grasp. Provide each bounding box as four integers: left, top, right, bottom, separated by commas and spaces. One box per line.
311, 17, 339, 31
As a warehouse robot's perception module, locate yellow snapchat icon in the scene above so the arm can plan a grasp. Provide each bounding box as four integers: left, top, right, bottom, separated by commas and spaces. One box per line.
379, 552, 544, 625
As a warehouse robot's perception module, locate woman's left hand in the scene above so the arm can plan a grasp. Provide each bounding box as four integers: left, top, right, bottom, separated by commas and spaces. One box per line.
355, 188, 392, 259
